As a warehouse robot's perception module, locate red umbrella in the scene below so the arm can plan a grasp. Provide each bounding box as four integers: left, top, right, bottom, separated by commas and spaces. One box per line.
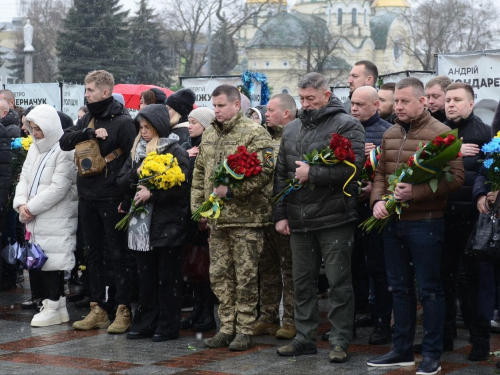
113, 84, 175, 110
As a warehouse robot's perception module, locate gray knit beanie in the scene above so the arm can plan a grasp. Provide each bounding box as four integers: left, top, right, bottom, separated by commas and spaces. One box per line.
188, 107, 215, 129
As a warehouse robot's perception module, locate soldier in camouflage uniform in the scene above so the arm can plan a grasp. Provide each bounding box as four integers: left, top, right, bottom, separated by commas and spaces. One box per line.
253, 94, 297, 340
191, 85, 274, 351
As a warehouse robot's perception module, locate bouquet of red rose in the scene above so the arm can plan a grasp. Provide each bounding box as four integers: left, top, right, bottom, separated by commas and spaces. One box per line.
359, 146, 381, 182
192, 146, 263, 221
360, 129, 462, 233
272, 133, 358, 203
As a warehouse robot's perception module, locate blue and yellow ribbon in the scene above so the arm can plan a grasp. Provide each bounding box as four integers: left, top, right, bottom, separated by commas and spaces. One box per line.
223, 160, 245, 180
382, 194, 409, 218
200, 192, 224, 219
413, 156, 439, 175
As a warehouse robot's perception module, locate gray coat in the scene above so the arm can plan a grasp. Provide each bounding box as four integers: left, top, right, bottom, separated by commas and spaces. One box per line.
273, 96, 365, 231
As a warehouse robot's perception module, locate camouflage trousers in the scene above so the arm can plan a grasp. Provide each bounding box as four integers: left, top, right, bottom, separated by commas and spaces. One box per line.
259, 225, 294, 327
210, 227, 263, 335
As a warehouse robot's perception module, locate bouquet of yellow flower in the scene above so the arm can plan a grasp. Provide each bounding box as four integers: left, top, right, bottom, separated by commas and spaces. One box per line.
115, 152, 185, 230
10, 136, 33, 194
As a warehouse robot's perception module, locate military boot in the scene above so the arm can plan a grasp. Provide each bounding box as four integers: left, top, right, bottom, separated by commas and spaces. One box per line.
72, 302, 110, 330
253, 320, 279, 336
228, 333, 253, 351
276, 324, 296, 340
107, 305, 131, 334
204, 332, 235, 348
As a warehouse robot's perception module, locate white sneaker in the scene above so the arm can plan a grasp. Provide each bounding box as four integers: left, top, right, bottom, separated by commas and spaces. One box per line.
31, 299, 62, 327
59, 296, 69, 323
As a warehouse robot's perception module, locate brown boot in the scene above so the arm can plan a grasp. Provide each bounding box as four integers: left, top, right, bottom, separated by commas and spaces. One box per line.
72, 302, 110, 330
107, 305, 131, 334
276, 324, 297, 340
253, 320, 279, 336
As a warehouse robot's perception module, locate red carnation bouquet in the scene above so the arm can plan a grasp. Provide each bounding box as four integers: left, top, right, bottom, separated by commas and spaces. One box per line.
192, 146, 263, 221
360, 129, 462, 233
272, 133, 358, 203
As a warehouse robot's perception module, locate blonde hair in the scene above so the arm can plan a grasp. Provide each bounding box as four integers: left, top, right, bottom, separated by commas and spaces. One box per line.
131, 116, 159, 160
85, 70, 115, 91
169, 108, 182, 126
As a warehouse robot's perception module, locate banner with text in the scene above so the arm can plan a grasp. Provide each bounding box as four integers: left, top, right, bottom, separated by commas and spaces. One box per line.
438, 52, 500, 125
62, 84, 85, 121
181, 77, 262, 108
5, 83, 61, 110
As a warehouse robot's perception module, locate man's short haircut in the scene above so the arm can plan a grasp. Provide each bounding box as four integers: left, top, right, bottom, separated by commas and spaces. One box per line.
425, 75, 452, 92
445, 82, 475, 101
396, 77, 425, 98
0, 89, 14, 102
270, 93, 297, 114
212, 85, 241, 103
380, 82, 396, 92
84, 70, 115, 91
298, 72, 329, 91
355, 60, 379, 83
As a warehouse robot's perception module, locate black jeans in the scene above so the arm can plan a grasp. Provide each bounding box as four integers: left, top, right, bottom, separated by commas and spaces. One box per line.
442, 214, 476, 340
132, 246, 183, 337
79, 198, 131, 311
30, 270, 64, 301
353, 203, 393, 327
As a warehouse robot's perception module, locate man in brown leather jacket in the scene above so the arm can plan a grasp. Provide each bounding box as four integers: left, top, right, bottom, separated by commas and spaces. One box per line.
366, 77, 464, 375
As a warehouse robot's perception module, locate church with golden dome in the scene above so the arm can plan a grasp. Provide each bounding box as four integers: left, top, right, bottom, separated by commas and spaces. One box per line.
234, 0, 419, 96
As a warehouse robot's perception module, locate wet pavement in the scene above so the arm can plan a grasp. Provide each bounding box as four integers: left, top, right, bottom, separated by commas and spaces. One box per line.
0, 274, 498, 374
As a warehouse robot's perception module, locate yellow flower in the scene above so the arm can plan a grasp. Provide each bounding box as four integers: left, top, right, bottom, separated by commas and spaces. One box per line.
21, 136, 33, 151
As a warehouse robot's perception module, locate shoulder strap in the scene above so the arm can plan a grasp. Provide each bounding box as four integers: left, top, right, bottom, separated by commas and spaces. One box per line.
104, 148, 123, 164
87, 118, 95, 129
29, 143, 59, 197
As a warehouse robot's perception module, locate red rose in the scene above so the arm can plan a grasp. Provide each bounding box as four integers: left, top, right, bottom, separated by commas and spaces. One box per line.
245, 169, 253, 177
432, 136, 444, 147
376, 154, 380, 161
364, 159, 371, 169
347, 149, 356, 163
330, 133, 343, 149
420, 149, 427, 158
235, 166, 245, 175
371, 172, 375, 180
457, 152, 462, 158
335, 147, 349, 161
443, 135, 455, 146
340, 138, 352, 149
408, 156, 415, 167
227, 155, 235, 162
254, 166, 262, 174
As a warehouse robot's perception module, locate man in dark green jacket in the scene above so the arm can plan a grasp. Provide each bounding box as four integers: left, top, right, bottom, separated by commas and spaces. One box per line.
274, 72, 365, 363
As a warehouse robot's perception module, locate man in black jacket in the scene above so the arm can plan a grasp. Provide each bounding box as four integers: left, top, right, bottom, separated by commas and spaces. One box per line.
60, 70, 136, 334
425, 76, 452, 123
274, 73, 365, 363
438, 82, 490, 360
0, 99, 22, 138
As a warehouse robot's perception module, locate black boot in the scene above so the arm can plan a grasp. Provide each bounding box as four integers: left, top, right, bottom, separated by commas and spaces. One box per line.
180, 283, 203, 330
192, 281, 216, 332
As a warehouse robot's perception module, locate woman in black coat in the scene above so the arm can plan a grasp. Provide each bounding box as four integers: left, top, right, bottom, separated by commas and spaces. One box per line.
180, 107, 215, 332
117, 104, 189, 342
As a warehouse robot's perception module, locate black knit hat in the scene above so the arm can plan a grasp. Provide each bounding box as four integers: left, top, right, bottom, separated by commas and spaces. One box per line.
149, 88, 167, 105
166, 88, 196, 117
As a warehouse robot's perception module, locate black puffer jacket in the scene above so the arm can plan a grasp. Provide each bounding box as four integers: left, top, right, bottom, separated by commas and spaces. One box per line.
59, 97, 136, 203
445, 112, 491, 215
1, 109, 21, 138
362, 112, 391, 146
117, 104, 190, 248
273, 96, 365, 231
0, 123, 12, 231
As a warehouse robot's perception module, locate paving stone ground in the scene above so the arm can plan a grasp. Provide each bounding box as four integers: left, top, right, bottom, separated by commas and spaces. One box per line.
0, 273, 498, 374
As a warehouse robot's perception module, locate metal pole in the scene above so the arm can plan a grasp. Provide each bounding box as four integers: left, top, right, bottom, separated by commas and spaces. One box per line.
207, 17, 212, 76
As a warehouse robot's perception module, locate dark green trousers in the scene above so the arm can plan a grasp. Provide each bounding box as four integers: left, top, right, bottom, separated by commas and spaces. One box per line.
290, 223, 355, 349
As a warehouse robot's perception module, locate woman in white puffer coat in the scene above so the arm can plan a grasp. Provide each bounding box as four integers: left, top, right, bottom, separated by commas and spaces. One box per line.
13, 104, 78, 327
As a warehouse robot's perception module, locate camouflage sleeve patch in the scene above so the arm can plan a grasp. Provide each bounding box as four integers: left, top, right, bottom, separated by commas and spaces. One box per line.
264, 148, 274, 168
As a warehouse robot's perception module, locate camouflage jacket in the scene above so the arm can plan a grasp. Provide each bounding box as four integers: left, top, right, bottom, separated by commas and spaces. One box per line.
191, 112, 274, 227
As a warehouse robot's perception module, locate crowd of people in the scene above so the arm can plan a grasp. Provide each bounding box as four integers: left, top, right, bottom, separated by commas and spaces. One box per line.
0, 62, 499, 374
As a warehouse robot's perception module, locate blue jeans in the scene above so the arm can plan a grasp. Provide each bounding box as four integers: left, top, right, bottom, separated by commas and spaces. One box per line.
384, 218, 445, 360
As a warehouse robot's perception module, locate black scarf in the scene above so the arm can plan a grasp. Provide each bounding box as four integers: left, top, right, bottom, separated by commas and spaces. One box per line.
87, 96, 114, 118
